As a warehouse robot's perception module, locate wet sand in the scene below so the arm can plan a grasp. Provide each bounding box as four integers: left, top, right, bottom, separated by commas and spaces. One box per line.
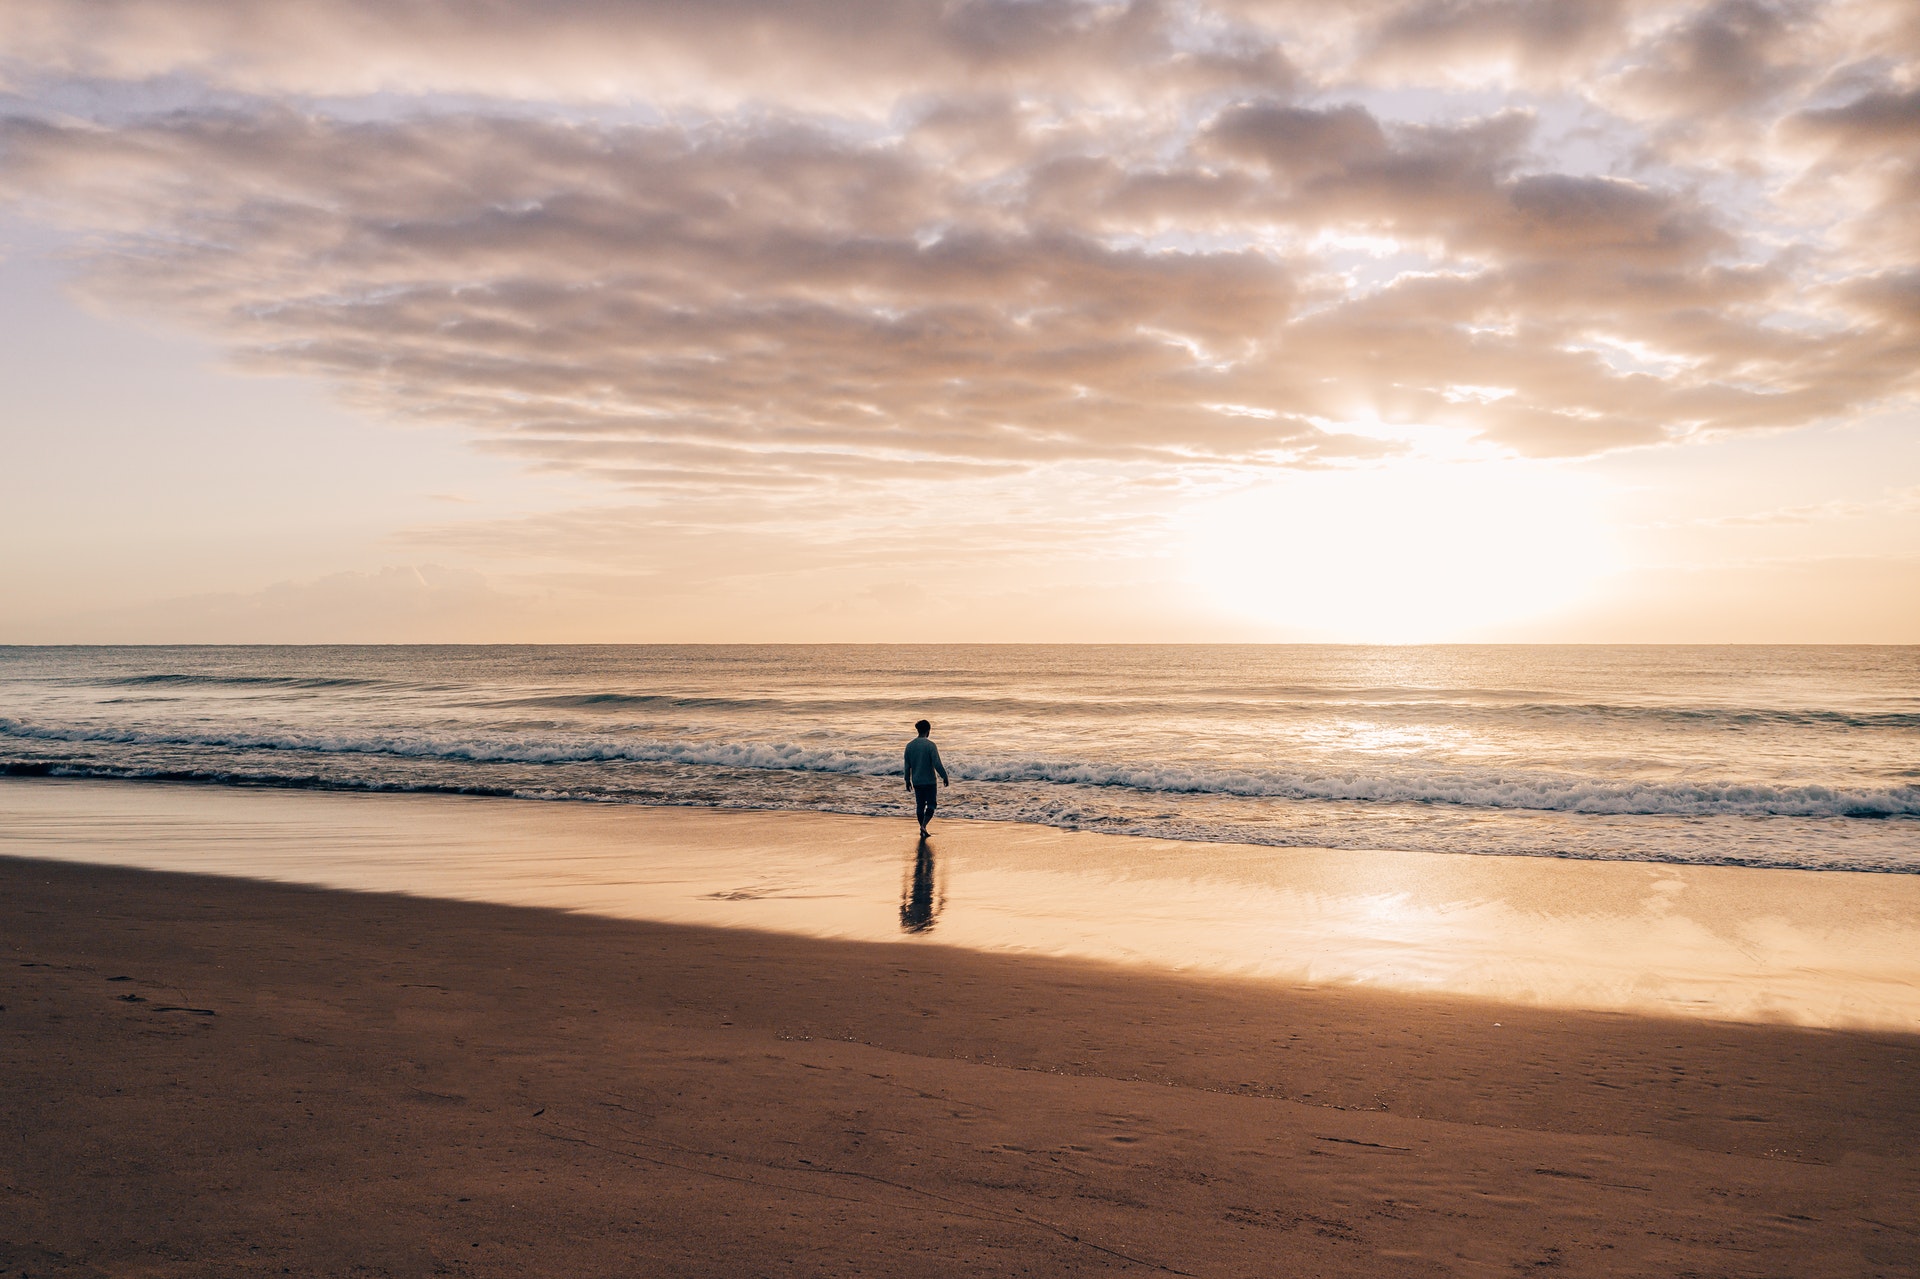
4, 786, 1919, 1275
6, 778, 1920, 1029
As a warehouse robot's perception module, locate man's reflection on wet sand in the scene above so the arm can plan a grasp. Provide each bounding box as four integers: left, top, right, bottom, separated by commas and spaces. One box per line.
900, 838, 940, 933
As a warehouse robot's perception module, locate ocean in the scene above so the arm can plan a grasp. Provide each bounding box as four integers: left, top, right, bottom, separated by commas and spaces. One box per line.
1, 645, 1915, 873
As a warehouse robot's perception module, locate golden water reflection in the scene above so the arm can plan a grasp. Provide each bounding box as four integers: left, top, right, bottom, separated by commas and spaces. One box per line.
5, 778, 1917, 1032
900, 838, 940, 933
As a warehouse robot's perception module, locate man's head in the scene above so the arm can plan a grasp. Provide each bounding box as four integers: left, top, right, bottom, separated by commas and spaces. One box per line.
915, 719, 931, 736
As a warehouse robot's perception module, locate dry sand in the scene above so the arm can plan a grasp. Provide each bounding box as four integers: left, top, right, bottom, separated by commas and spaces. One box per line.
5, 847, 1918, 1276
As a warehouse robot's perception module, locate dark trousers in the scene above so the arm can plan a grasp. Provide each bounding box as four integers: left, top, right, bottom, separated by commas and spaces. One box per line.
913, 784, 939, 828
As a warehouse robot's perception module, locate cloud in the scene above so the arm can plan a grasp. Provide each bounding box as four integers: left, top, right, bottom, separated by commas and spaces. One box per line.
0, 0, 1293, 106
1609, 0, 1812, 117
0, 107, 1360, 479
1840, 269, 1920, 329
1786, 78, 1920, 259
1796, 85, 1920, 142
1361, 0, 1638, 83
1, 0, 1917, 497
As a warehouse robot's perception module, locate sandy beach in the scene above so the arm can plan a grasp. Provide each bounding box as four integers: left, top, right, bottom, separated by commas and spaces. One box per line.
6, 779, 1920, 1031
4, 782, 1918, 1276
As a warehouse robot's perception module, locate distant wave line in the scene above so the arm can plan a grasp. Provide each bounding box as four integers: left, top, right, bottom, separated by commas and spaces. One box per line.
494, 692, 1920, 731
44, 673, 1919, 730
78, 673, 398, 691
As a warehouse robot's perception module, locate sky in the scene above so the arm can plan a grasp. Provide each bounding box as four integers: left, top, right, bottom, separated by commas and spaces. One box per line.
2, 0, 1917, 643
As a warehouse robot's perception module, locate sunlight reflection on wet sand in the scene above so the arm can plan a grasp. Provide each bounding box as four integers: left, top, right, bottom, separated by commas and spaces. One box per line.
4, 778, 1916, 1031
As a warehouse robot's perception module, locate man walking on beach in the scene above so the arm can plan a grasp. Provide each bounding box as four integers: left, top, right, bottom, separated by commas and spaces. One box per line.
904, 719, 949, 838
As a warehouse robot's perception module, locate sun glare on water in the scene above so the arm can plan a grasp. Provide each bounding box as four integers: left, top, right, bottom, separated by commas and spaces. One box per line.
1184, 461, 1619, 642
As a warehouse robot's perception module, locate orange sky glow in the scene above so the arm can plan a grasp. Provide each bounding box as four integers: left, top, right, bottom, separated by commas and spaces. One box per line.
2, 0, 1917, 642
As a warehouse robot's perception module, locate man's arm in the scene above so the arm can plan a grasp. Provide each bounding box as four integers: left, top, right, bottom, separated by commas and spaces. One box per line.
904, 744, 914, 790
933, 744, 949, 785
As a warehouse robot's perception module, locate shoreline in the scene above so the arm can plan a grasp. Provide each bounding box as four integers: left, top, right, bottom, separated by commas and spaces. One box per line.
5, 774, 1920, 1031
6, 761, 1915, 876
5, 852, 1917, 1276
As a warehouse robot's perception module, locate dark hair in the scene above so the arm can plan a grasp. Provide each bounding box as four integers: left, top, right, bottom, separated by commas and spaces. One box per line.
915, 719, 931, 734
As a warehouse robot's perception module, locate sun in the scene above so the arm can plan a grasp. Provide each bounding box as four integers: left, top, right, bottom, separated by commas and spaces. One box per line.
1182, 460, 1619, 641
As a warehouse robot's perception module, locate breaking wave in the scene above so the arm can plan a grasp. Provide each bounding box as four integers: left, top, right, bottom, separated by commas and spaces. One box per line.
4, 716, 1913, 819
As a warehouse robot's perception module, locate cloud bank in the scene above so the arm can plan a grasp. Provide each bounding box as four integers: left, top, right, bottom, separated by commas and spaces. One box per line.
4, 0, 1918, 495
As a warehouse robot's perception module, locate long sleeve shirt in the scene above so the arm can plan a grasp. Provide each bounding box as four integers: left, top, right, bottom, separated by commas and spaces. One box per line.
904, 737, 948, 786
